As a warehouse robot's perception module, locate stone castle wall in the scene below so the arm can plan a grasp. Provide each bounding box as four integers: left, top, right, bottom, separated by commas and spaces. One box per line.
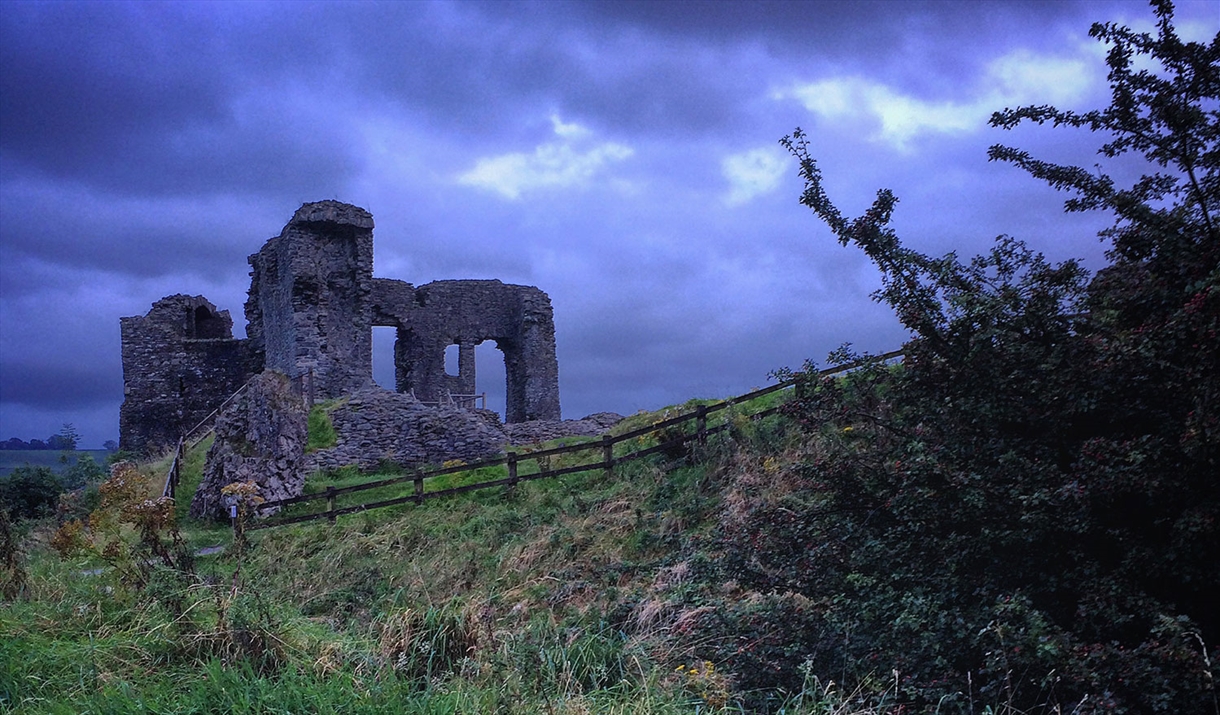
119, 295, 259, 453
120, 200, 562, 454
371, 278, 561, 423
303, 388, 509, 474
189, 371, 308, 520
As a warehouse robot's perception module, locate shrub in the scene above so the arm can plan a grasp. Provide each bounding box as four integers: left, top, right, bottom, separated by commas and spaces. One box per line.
0, 465, 61, 520
726, 2, 1219, 712
0, 508, 26, 600
51, 461, 194, 591
60, 454, 106, 491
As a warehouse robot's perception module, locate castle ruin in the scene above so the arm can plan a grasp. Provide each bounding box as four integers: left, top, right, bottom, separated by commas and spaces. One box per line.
120, 200, 561, 453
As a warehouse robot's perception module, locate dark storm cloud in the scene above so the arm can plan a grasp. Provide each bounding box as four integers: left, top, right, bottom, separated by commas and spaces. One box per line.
0, 1, 361, 199
332, 1, 757, 140
526, 0, 1104, 92
0, 186, 281, 282
1, 0, 1214, 448
557, 0, 1080, 45
0, 3, 230, 178
0, 360, 119, 409
2, 0, 743, 200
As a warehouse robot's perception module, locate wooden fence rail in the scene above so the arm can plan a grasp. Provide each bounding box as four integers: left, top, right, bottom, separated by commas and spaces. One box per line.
244, 349, 904, 532
161, 437, 184, 499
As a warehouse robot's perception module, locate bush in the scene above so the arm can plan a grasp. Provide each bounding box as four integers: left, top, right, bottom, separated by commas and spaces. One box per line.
0, 466, 62, 520
727, 3, 1219, 712
60, 454, 106, 491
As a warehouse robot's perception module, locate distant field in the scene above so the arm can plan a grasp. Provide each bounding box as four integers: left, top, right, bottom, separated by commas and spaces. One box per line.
0, 450, 112, 477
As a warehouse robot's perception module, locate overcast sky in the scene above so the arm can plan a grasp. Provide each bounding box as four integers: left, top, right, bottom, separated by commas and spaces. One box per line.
1, 0, 1215, 447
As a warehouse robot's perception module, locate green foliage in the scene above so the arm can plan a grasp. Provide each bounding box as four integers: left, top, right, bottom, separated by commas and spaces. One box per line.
59, 454, 106, 491
40, 423, 79, 453
57, 422, 79, 452
746, 3, 1219, 712
0, 465, 62, 520
2, 449, 724, 712
501, 618, 632, 695
173, 434, 211, 523
307, 404, 339, 452
0, 509, 26, 601
51, 462, 194, 592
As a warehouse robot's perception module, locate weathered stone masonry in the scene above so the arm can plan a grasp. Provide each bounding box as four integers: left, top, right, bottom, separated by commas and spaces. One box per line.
373, 278, 561, 424
119, 295, 259, 454
120, 200, 562, 452
246, 201, 376, 401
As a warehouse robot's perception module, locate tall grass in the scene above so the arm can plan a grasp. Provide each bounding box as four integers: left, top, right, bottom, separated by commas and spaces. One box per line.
3, 390, 922, 714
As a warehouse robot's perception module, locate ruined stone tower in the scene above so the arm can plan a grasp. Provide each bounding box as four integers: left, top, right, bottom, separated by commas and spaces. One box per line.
245, 201, 375, 400
120, 200, 562, 452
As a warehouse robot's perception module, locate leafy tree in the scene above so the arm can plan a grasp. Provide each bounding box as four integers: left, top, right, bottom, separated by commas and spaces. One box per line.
47, 423, 78, 453
987, 0, 1219, 662
56, 423, 79, 451
723, 2, 1217, 712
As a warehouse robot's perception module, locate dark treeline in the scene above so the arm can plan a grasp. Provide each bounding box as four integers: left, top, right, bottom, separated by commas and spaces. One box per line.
0, 436, 75, 451
0, 424, 114, 451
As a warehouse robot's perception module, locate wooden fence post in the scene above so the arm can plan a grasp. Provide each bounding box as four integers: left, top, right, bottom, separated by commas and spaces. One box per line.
602, 435, 614, 479
697, 405, 708, 447
414, 472, 424, 505
173, 441, 181, 497
506, 452, 518, 498
326, 485, 336, 523
164, 437, 183, 500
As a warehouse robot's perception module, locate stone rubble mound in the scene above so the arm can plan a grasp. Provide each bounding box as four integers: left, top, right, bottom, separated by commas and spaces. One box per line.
189, 371, 308, 520
504, 412, 625, 445
304, 387, 509, 473
191, 376, 627, 519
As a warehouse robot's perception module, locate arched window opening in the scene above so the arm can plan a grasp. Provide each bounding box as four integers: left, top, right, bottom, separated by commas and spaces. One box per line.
475, 340, 507, 420
372, 326, 397, 391
191, 306, 227, 339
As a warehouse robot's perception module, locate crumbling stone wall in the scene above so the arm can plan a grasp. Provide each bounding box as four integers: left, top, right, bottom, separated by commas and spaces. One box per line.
304, 387, 508, 473
189, 371, 307, 520
246, 201, 375, 401
503, 412, 625, 445
371, 278, 561, 423
119, 295, 259, 453
120, 200, 564, 458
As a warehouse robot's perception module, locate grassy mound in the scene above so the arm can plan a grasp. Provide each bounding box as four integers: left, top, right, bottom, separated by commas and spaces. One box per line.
5, 396, 886, 714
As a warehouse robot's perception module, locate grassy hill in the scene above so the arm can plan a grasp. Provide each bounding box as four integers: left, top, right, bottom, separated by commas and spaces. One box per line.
4, 356, 1213, 714
3, 397, 869, 714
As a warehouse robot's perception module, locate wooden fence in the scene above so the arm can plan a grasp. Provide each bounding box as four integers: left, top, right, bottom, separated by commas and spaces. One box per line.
243, 349, 903, 532
161, 437, 184, 499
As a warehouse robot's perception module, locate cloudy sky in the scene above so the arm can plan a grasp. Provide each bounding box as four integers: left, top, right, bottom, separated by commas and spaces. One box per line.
1, 0, 1215, 447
